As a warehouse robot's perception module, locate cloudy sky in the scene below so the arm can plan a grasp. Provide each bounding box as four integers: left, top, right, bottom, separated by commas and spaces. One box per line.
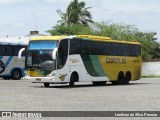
0, 0, 159, 41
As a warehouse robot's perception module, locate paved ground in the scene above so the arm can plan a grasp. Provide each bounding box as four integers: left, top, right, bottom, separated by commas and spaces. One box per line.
0, 78, 160, 120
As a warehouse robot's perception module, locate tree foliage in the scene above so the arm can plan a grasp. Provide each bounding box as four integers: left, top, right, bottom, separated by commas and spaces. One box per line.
47, 24, 92, 35
48, 0, 160, 60
91, 22, 160, 59
57, 0, 93, 26
48, 22, 160, 59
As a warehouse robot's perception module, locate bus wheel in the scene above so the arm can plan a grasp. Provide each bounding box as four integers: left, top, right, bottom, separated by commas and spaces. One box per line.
117, 72, 125, 85
124, 72, 131, 84
2, 76, 11, 80
44, 83, 50, 87
69, 72, 78, 87
11, 69, 22, 80
92, 81, 107, 86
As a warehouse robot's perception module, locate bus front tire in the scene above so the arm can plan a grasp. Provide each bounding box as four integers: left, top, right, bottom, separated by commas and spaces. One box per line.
69, 72, 78, 87
44, 83, 50, 87
11, 69, 22, 80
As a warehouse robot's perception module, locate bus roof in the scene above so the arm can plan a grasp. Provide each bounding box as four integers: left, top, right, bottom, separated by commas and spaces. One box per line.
77, 35, 140, 45
31, 35, 111, 40
77, 35, 111, 40
0, 37, 29, 45
31, 35, 140, 45
31, 36, 68, 41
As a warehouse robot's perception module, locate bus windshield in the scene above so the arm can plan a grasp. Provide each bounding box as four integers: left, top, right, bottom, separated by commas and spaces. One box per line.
26, 40, 58, 71
28, 40, 58, 50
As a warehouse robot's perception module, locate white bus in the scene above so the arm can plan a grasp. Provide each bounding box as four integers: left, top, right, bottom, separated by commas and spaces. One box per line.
21, 35, 141, 87
0, 37, 29, 80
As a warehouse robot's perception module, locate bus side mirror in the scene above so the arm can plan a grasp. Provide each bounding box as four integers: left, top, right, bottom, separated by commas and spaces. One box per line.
52, 48, 58, 59
18, 48, 26, 58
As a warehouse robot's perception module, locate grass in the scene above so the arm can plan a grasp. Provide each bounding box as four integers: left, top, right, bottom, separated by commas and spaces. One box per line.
142, 75, 160, 78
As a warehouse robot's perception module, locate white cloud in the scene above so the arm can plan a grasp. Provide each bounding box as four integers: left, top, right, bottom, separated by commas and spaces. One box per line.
0, 0, 27, 4
87, 0, 160, 23
0, 0, 159, 40
13, 22, 24, 28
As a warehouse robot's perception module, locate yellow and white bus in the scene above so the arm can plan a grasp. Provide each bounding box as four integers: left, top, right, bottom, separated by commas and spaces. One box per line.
21, 35, 142, 87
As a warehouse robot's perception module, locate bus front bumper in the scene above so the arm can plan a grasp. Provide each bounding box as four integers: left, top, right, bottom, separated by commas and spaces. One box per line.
25, 76, 55, 83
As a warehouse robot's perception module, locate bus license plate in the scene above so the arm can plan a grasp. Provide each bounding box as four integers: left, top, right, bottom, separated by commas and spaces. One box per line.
36, 78, 41, 81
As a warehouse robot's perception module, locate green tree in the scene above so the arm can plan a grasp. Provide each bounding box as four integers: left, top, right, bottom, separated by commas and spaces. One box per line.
89, 22, 159, 59
48, 21, 160, 59
47, 24, 92, 35
57, 0, 93, 26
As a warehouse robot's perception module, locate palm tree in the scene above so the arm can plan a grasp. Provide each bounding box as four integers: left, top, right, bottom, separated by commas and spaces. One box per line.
57, 0, 93, 26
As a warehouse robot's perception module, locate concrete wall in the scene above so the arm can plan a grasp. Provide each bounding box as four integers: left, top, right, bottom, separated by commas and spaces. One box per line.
142, 62, 160, 76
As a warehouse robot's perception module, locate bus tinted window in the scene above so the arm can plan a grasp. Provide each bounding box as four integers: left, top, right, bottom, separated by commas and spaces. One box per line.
81, 40, 91, 55
0, 46, 3, 56
129, 45, 141, 56
14, 46, 19, 56
57, 39, 68, 68
102, 42, 112, 55
13, 45, 27, 56
0, 45, 27, 56
102, 42, 140, 56
70, 39, 141, 56
70, 39, 81, 54
121, 44, 129, 56
91, 41, 102, 55
112, 43, 121, 56
3, 45, 13, 56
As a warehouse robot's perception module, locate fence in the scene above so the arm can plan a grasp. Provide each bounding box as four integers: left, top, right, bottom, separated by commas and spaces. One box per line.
142, 61, 160, 76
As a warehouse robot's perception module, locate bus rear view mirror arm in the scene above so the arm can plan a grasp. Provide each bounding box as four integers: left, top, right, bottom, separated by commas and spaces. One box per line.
52, 48, 58, 59
18, 48, 25, 58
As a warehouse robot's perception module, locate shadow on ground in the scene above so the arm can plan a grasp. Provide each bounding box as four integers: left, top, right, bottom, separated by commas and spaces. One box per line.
29, 82, 151, 89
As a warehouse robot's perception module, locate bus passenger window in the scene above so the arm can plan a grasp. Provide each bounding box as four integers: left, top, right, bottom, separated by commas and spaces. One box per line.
102, 42, 111, 55
0, 47, 3, 56
81, 40, 91, 55
70, 39, 81, 55
91, 41, 102, 55
57, 39, 68, 69
3, 45, 13, 56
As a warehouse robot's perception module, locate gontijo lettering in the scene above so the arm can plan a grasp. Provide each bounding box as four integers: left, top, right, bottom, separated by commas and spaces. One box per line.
106, 58, 126, 64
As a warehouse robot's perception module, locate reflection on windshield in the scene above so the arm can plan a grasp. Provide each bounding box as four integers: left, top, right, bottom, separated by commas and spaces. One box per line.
26, 50, 56, 70
29, 40, 58, 50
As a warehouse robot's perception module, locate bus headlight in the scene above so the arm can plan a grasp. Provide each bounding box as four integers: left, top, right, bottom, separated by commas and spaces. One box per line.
47, 72, 55, 77
25, 71, 30, 76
